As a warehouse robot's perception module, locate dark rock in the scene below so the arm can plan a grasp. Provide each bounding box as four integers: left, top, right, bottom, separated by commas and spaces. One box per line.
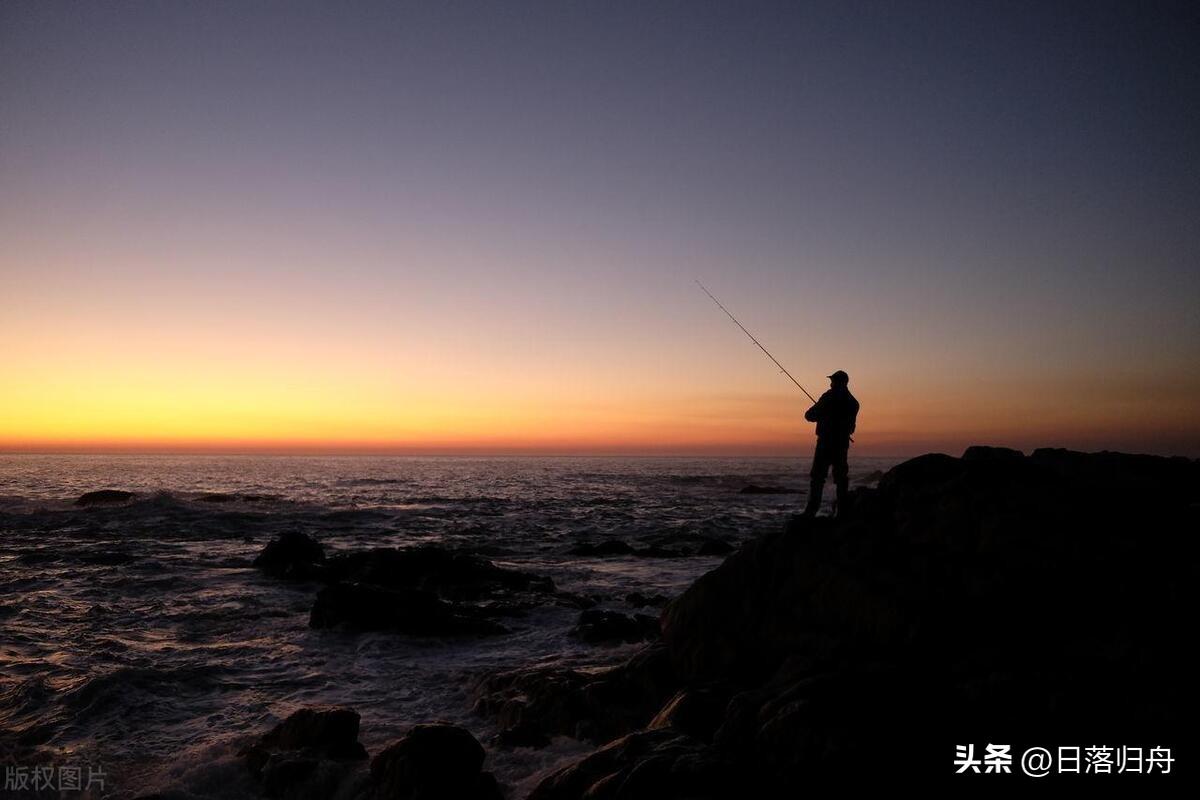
473, 644, 678, 745
254, 532, 326, 580
74, 489, 134, 506
527, 729, 733, 800
310, 582, 508, 636
535, 447, 1199, 794
647, 685, 733, 742
961, 445, 1025, 463
241, 707, 368, 799
324, 545, 554, 600
694, 538, 733, 556
570, 609, 659, 645
362, 723, 501, 800
738, 485, 797, 494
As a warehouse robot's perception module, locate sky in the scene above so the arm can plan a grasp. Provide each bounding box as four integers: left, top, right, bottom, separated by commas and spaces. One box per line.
2, 1, 1198, 456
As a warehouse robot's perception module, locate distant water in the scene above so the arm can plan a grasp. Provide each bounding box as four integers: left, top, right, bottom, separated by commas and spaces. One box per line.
0, 454, 895, 797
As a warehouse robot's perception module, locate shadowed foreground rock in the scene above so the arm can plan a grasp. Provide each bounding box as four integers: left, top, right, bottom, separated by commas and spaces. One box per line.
253, 531, 326, 580
310, 582, 509, 636
474, 645, 677, 746
361, 723, 502, 800
241, 707, 368, 799
529, 447, 1199, 795
251, 539, 564, 636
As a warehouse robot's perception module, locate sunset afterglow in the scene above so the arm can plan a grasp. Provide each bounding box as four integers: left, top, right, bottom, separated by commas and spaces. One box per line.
2, 2, 1197, 456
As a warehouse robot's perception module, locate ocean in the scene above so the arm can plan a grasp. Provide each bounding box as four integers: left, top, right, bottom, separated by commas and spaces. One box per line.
0, 454, 895, 797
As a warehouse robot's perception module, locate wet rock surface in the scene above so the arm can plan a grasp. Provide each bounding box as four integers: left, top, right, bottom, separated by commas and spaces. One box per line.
360, 723, 503, 800
253, 531, 327, 580
310, 582, 509, 636
473, 645, 677, 746
251, 539, 559, 638
241, 707, 368, 799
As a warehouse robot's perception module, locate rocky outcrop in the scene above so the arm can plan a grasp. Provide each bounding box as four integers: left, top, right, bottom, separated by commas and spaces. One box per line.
474, 645, 677, 746
530, 447, 1199, 794
310, 582, 508, 636
526, 729, 732, 800
251, 540, 561, 637
253, 532, 327, 580
241, 707, 368, 799
361, 723, 502, 800
323, 546, 555, 600
74, 489, 135, 506
242, 712, 500, 800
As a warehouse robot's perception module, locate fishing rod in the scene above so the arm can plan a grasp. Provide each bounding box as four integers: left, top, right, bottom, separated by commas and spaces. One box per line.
695, 280, 819, 405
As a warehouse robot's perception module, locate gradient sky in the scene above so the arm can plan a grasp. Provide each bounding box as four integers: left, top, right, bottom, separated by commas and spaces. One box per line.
2, 1, 1198, 456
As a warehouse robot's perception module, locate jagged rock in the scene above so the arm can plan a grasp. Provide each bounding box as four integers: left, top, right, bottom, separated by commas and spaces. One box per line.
961, 445, 1025, 463
646, 685, 733, 742
310, 582, 508, 636
254, 532, 326, 580
324, 545, 554, 600
534, 448, 1199, 795
569, 609, 659, 645
74, 489, 134, 506
241, 707, 368, 799
527, 729, 733, 800
360, 723, 501, 800
473, 645, 677, 745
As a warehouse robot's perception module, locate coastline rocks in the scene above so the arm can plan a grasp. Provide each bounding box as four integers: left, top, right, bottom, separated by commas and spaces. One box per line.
361, 724, 502, 800
253, 532, 326, 580
251, 541, 562, 636
241, 707, 368, 799
646, 685, 733, 742
474, 645, 677, 746
526, 729, 731, 800
323, 545, 555, 600
531, 447, 1199, 794
569, 609, 659, 645
309, 582, 508, 636
74, 489, 135, 506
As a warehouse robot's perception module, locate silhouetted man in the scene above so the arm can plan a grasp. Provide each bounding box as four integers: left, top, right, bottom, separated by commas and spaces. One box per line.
802, 370, 859, 517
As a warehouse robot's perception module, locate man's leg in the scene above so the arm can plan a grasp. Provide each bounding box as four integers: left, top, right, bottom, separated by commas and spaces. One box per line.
803, 442, 829, 517
832, 445, 849, 517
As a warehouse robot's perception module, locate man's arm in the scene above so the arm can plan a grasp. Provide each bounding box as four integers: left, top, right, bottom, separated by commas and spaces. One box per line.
804, 392, 827, 423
